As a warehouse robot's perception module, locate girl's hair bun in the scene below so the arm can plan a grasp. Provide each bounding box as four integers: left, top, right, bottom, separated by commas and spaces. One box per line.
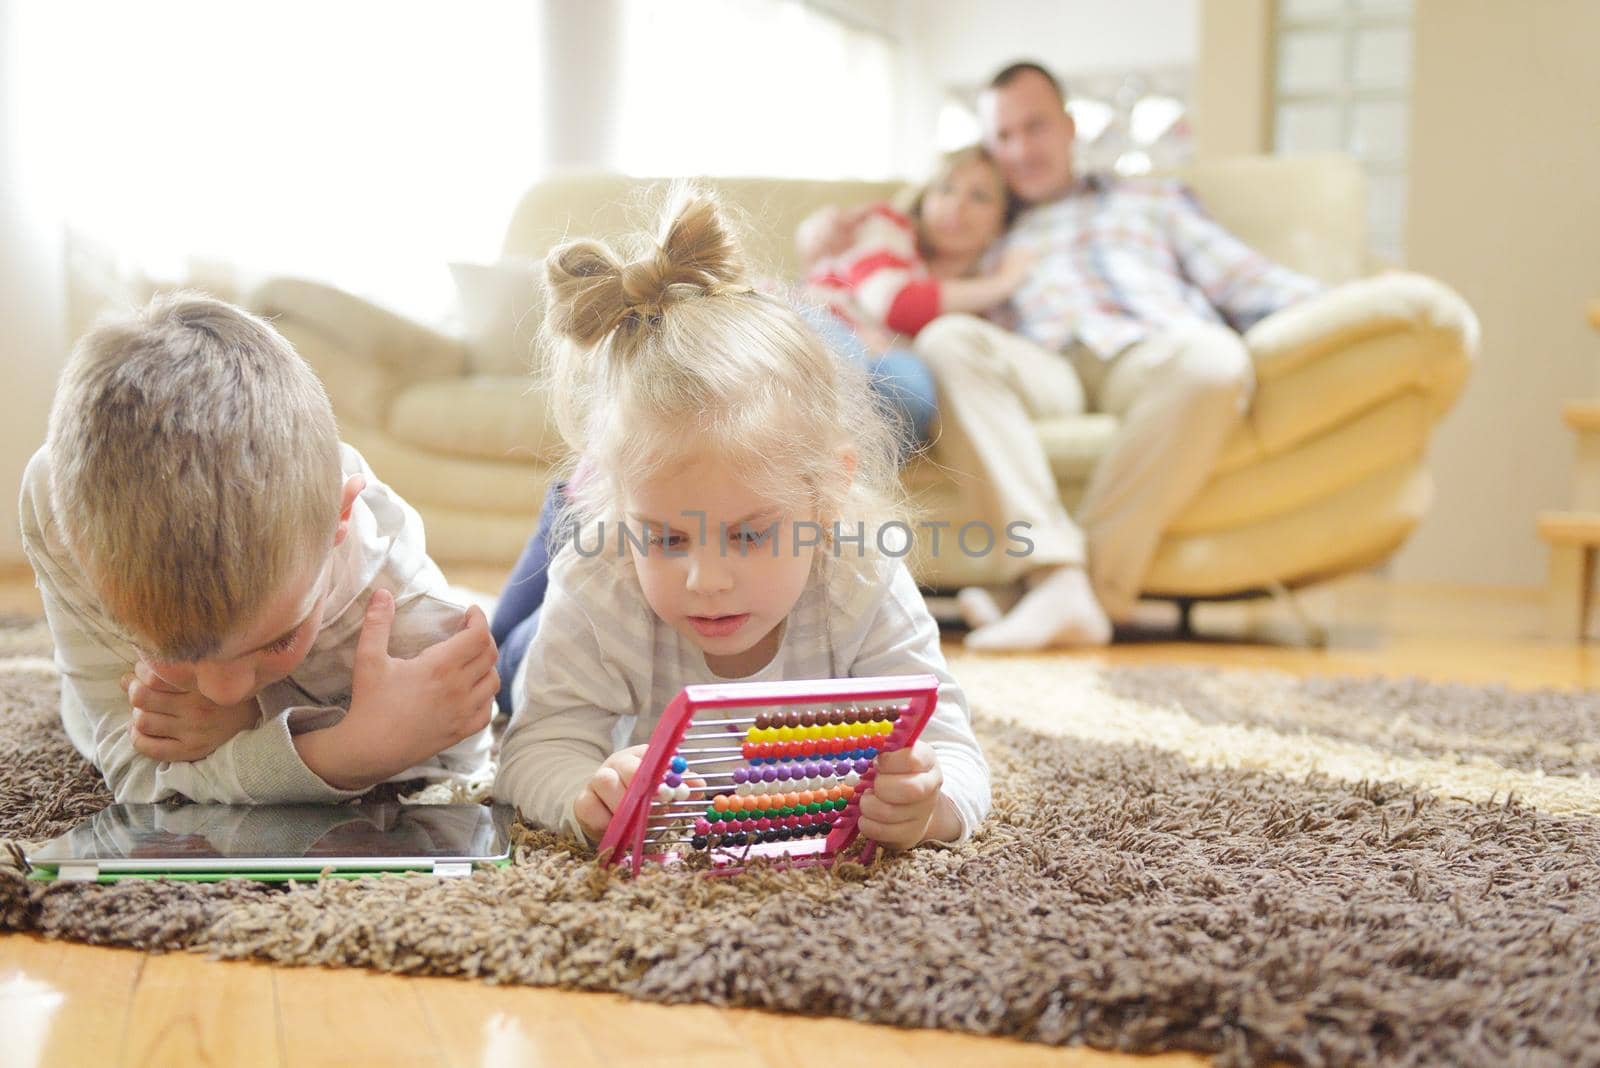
543, 190, 750, 348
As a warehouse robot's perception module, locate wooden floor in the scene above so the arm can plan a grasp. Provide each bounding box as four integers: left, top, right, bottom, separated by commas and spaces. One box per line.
1, 568, 1591, 1068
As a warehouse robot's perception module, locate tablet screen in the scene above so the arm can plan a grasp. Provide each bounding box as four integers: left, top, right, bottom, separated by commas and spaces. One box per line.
27, 801, 514, 870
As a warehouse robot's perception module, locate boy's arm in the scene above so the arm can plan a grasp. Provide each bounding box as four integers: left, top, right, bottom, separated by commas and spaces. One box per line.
839, 560, 992, 843
494, 554, 640, 841
269, 590, 497, 791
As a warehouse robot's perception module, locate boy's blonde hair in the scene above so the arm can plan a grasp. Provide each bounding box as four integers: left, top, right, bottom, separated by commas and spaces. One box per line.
541, 188, 904, 551
47, 292, 342, 660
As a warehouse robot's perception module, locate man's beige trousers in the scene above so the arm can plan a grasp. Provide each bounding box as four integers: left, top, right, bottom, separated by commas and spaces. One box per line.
914, 314, 1253, 620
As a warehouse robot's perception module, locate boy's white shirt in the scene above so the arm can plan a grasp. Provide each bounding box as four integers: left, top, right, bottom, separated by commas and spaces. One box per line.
18, 443, 493, 805
497, 531, 992, 844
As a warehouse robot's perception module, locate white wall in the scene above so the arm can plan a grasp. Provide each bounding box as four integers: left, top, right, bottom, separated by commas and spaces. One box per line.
0, 0, 67, 565
1390, 0, 1600, 587
893, 0, 1198, 173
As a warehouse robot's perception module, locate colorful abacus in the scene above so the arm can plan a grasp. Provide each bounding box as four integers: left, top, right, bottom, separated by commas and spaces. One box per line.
598, 674, 940, 874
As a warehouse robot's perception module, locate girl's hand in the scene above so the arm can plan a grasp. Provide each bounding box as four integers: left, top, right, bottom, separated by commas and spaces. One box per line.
575, 744, 650, 841
856, 741, 956, 849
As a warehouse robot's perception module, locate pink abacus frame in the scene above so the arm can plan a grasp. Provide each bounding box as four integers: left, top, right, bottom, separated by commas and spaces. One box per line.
598, 674, 940, 875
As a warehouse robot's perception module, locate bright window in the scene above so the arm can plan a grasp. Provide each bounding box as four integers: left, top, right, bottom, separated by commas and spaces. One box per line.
615, 0, 899, 180
15, 1, 544, 315
1273, 0, 1412, 261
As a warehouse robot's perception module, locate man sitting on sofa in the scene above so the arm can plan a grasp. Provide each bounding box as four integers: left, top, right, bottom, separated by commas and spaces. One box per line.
919, 60, 1326, 649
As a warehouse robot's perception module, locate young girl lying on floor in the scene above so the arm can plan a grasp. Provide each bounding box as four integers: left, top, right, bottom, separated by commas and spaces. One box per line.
492, 190, 990, 849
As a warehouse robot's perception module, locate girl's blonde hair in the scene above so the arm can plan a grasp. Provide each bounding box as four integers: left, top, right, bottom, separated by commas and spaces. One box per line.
541, 187, 904, 555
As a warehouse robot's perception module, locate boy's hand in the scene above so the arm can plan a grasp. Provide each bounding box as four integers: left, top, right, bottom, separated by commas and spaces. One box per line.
122, 663, 260, 763
306, 589, 498, 790
574, 745, 649, 842
857, 741, 958, 850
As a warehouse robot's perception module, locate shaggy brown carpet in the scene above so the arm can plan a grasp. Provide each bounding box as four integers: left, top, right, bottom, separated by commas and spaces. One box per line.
3, 620, 1599, 1067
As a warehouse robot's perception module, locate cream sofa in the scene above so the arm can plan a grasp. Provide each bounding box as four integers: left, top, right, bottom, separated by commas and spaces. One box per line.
250, 155, 1476, 601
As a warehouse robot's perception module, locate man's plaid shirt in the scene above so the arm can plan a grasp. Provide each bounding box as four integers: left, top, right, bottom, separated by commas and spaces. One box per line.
993, 173, 1323, 358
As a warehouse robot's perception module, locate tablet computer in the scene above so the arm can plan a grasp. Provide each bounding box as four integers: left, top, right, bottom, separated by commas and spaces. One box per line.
23, 801, 516, 882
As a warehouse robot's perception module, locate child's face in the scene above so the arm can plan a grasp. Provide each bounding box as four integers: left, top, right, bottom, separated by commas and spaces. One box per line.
625, 454, 817, 679
918, 159, 1009, 261
137, 552, 336, 707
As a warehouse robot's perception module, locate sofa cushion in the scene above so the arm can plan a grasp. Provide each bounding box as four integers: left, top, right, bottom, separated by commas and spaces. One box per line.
1036, 413, 1121, 482
1168, 393, 1430, 536
386, 375, 565, 464
907, 412, 1118, 501
1145, 462, 1432, 596
273, 320, 395, 429
450, 258, 542, 376
1185, 155, 1368, 285
343, 422, 553, 518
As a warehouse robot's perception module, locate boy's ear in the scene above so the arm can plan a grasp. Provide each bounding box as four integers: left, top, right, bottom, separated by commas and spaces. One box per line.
332, 475, 366, 547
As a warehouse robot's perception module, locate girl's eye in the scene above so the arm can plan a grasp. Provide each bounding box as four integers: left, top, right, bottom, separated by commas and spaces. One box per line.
647, 530, 687, 549
264, 633, 298, 656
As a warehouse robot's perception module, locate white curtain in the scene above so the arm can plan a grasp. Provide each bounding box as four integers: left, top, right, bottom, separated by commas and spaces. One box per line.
615, 0, 899, 179
1, 0, 67, 561
13, 1, 545, 316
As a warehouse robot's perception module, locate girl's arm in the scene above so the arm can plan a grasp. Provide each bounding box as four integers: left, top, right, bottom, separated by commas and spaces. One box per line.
933, 246, 1038, 316
494, 551, 641, 840
837, 559, 993, 843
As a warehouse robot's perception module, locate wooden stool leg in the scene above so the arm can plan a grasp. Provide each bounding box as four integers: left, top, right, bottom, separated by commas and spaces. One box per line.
1546, 542, 1597, 639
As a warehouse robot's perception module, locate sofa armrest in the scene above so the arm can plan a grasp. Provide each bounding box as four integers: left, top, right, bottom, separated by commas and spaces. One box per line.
1246, 272, 1478, 391
1230, 272, 1478, 463
250, 277, 468, 382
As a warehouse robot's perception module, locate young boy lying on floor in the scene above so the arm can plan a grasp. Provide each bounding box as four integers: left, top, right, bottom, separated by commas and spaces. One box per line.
20, 293, 498, 804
